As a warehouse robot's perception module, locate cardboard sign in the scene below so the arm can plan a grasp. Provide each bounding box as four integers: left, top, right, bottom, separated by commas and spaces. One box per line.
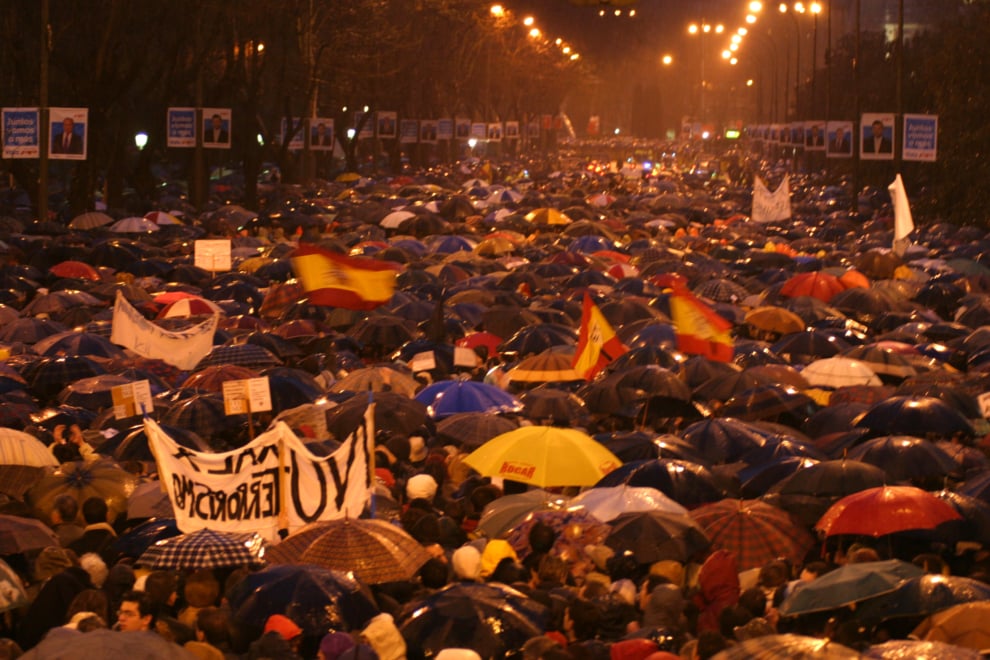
222, 377, 273, 415
195, 239, 232, 272
409, 351, 437, 373
111, 380, 154, 420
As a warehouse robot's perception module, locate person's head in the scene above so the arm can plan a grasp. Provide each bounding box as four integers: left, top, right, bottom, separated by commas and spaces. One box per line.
564, 597, 601, 641
695, 630, 728, 660
195, 606, 232, 647
211, 114, 223, 130
81, 497, 108, 525
418, 557, 449, 590
144, 570, 179, 608
183, 569, 220, 608
318, 631, 355, 660
67, 588, 109, 624
118, 589, 154, 631
52, 493, 79, 525
61, 117, 74, 134
799, 561, 828, 582
263, 613, 303, 650
871, 120, 884, 137
317, 123, 327, 136
835, 126, 846, 140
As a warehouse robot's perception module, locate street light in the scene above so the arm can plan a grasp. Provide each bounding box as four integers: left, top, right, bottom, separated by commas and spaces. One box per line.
809, 2, 822, 117
134, 132, 148, 151
778, 3, 801, 120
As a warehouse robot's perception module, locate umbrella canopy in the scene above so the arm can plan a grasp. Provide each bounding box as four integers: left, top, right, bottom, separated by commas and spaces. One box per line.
397, 582, 546, 659
19, 629, 195, 659
464, 426, 621, 488
865, 640, 982, 660
855, 396, 975, 439
815, 486, 962, 537
744, 306, 806, 337
604, 509, 711, 564
0, 514, 58, 554
778, 559, 924, 617
415, 379, 524, 419
28, 460, 136, 523
681, 418, 768, 465
266, 518, 432, 585
0, 428, 58, 468
507, 350, 582, 384
324, 391, 428, 441
689, 498, 815, 572
436, 412, 520, 450
710, 633, 861, 659
911, 601, 990, 652
331, 365, 420, 397
519, 386, 588, 425
854, 574, 990, 624
227, 564, 380, 635
137, 528, 265, 570
111, 518, 182, 559
49, 260, 101, 282
846, 435, 960, 485
780, 272, 846, 302
596, 458, 727, 509
570, 485, 688, 522
802, 357, 883, 388
475, 490, 569, 540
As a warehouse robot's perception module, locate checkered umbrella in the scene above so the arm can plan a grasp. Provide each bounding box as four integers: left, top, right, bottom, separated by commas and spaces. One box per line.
270, 518, 432, 585
194, 343, 282, 371
436, 412, 519, 450
138, 527, 265, 570
160, 392, 248, 451
26, 356, 107, 404
181, 364, 259, 392
0, 317, 67, 345
689, 498, 815, 572
33, 331, 126, 360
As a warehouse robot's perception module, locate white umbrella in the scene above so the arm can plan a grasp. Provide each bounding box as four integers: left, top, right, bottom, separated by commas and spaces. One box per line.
802, 357, 883, 388
571, 485, 688, 522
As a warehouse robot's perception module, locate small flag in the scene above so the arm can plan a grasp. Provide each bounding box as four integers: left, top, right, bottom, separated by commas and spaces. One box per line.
889, 173, 914, 258
290, 243, 400, 310
669, 284, 734, 362
752, 175, 792, 223
572, 294, 628, 380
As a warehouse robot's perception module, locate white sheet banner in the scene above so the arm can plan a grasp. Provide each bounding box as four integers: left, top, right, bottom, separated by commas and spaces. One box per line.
110, 291, 217, 370
752, 175, 792, 223
145, 408, 373, 541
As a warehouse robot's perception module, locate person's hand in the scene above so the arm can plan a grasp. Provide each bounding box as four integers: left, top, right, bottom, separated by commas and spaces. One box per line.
53, 424, 66, 444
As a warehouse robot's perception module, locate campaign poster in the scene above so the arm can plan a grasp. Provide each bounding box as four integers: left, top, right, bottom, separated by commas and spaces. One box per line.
310, 117, 334, 151
826, 120, 853, 159
399, 118, 419, 144
487, 122, 503, 142
504, 121, 520, 140
454, 117, 471, 140
280, 117, 305, 151
353, 111, 374, 139
49, 107, 88, 160
470, 122, 487, 139
420, 120, 438, 144
2, 107, 39, 159
202, 108, 232, 149
376, 111, 397, 139
861, 112, 895, 161
167, 108, 196, 148
903, 114, 938, 162
804, 120, 826, 151
437, 118, 453, 141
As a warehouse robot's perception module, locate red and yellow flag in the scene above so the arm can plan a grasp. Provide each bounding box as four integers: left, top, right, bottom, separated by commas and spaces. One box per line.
669, 284, 734, 362
290, 243, 400, 310
572, 294, 628, 380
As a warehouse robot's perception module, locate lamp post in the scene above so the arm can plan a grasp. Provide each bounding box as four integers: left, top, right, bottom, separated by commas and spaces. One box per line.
778, 3, 801, 120
810, 2, 822, 117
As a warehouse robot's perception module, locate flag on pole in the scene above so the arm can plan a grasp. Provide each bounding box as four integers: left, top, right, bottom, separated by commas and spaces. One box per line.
572, 294, 628, 380
752, 175, 792, 223
669, 284, 734, 362
290, 243, 401, 310
889, 173, 914, 258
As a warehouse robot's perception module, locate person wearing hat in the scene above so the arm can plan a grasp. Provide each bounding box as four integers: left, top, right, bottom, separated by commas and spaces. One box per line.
450, 545, 482, 582
18, 547, 91, 648
318, 631, 355, 660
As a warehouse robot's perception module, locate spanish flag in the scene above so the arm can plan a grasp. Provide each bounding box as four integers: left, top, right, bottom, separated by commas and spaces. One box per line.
572, 294, 628, 380
290, 243, 400, 310
669, 284, 734, 362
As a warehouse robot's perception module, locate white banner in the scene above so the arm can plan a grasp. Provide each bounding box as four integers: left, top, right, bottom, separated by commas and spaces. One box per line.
144, 407, 373, 542
110, 291, 217, 371
889, 173, 914, 258
752, 175, 792, 223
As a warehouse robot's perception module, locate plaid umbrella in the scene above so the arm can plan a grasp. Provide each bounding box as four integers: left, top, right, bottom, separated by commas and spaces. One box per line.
692, 278, 749, 304
194, 343, 282, 371
711, 634, 861, 659
0, 317, 67, 344
22, 291, 104, 317
689, 498, 815, 572
0, 514, 58, 554
269, 518, 431, 585
181, 364, 259, 392
33, 331, 125, 360
138, 527, 265, 570
161, 393, 247, 451
227, 564, 380, 635
26, 356, 107, 403
436, 411, 520, 450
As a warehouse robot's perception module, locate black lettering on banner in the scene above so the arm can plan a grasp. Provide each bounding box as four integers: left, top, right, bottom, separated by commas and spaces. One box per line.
290, 451, 327, 523
170, 470, 278, 522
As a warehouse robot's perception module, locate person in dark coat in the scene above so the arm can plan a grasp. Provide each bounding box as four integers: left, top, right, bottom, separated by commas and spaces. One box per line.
18, 551, 93, 649
68, 497, 117, 565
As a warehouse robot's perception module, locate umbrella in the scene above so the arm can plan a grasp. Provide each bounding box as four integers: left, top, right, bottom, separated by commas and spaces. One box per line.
802, 357, 883, 388
331, 365, 420, 397
436, 412, 520, 450
110, 216, 159, 233
570, 485, 688, 522
475, 490, 569, 539
397, 582, 546, 659
68, 211, 114, 230
156, 296, 224, 319
33, 331, 125, 360
780, 272, 846, 302
855, 396, 975, 439
505, 507, 609, 563
854, 574, 990, 623
681, 418, 768, 465
464, 426, 622, 487
194, 343, 282, 370
710, 634, 861, 659
507, 350, 582, 384
181, 364, 258, 392
137, 528, 265, 570
778, 559, 925, 617
28, 460, 136, 523
744, 306, 806, 337
597, 458, 727, 509
689, 498, 815, 572
0, 514, 58, 554
126, 480, 174, 520
604, 509, 711, 564
415, 379, 524, 419
846, 435, 960, 485
324, 391, 428, 441
0, 428, 58, 468
772, 459, 888, 499
267, 518, 432, 585
865, 640, 982, 660
111, 518, 182, 558
911, 601, 990, 652
519, 386, 588, 425
49, 260, 101, 282
227, 564, 380, 635
815, 486, 962, 537
19, 629, 195, 659
720, 385, 818, 426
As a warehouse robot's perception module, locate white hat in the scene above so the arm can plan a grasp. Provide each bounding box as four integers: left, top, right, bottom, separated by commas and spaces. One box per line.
406, 473, 438, 502
451, 545, 482, 581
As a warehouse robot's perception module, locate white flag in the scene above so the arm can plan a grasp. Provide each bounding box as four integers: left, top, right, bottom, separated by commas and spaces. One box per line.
752, 175, 792, 223
110, 291, 217, 371
889, 173, 914, 258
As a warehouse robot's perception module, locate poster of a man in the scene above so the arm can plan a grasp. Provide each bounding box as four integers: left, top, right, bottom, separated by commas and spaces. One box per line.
311, 119, 334, 150
805, 122, 825, 150
202, 109, 232, 148
49, 108, 87, 160
861, 113, 895, 160
826, 121, 853, 158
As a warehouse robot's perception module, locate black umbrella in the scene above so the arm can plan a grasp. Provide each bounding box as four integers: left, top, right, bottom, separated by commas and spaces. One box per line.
596, 458, 727, 508
604, 510, 711, 564
854, 574, 990, 624
397, 582, 546, 660
325, 391, 430, 442
681, 418, 768, 465
847, 435, 960, 486
227, 564, 379, 636
856, 396, 975, 439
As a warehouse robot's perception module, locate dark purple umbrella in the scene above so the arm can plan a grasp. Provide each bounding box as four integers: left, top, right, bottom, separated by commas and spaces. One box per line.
681, 418, 769, 465
847, 435, 960, 486
855, 396, 975, 439
596, 458, 728, 508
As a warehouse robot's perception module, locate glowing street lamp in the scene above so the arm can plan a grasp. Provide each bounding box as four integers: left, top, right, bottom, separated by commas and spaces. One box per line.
134, 132, 148, 151
490, 4, 504, 18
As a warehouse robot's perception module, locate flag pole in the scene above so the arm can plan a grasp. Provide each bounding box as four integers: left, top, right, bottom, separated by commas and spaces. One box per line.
367, 389, 376, 519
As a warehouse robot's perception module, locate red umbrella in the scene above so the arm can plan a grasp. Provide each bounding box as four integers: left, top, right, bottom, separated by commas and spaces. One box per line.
815, 486, 962, 537
456, 331, 504, 359
49, 260, 101, 282
780, 272, 846, 303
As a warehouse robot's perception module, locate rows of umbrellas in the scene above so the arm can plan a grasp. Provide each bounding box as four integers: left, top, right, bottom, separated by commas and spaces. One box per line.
0, 150, 988, 657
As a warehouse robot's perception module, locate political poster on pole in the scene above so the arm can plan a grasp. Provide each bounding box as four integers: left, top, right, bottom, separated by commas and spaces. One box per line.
826, 120, 854, 158
354, 111, 374, 139
454, 117, 471, 140
420, 120, 438, 144
903, 114, 938, 162
861, 112, 895, 161
310, 118, 334, 150
376, 111, 397, 139
2, 108, 39, 159
202, 108, 232, 149
437, 118, 453, 141
280, 117, 305, 151
49, 107, 87, 161
167, 108, 197, 148
111, 380, 154, 420
505, 121, 520, 140
399, 119, 419, 144
470, 122, 487, 139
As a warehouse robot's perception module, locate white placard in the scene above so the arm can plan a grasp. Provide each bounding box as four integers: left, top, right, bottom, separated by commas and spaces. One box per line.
223, 376, 273, 415
195, 239, 232, 272
409, 351, 437, 373
111, 380, 154, 420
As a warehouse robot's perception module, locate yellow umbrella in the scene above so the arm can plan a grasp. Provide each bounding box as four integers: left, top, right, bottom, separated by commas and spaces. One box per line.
335, 172, 361, 183
464, 426, 621, 487
507, 350, 582, 384
524, 208, 572, 226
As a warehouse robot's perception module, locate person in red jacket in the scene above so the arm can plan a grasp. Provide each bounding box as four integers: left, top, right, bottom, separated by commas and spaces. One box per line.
692, 550, 740, 634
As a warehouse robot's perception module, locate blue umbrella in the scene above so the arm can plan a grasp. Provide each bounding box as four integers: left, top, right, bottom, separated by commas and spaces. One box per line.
415, 379, 523, 419
227, 564, 379, 636
111, 518, 181, 558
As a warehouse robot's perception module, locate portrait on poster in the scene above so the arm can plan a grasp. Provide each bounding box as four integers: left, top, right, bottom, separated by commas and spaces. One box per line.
202, 108, 232, 149
50, 107, 87, 160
